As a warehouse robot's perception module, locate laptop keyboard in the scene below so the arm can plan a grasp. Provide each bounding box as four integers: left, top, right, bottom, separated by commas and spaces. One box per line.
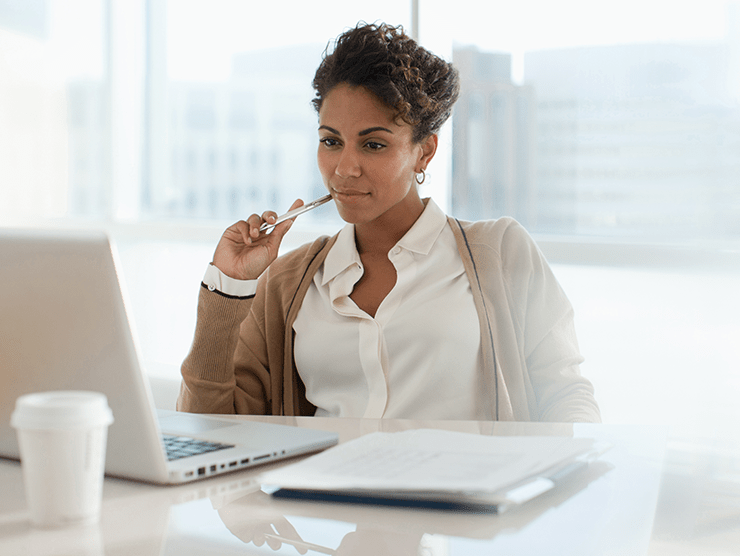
162, 434, 235, 461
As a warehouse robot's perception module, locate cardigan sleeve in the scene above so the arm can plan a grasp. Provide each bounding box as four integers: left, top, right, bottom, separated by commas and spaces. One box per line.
177, 237, 331, 417
176, 283, 271, 414
502, 222, 602, 423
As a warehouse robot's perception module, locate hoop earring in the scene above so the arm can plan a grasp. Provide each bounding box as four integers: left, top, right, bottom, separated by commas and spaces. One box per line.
415, 169, 426, 185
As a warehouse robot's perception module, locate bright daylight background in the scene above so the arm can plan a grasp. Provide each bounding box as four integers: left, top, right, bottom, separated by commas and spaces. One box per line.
1, 0, 739, 437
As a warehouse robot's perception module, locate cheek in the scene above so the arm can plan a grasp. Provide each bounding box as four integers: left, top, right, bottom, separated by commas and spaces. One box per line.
383, 152, 417, 184
316, 151, 333, 180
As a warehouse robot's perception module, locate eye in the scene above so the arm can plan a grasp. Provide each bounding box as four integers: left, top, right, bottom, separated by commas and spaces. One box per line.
365, 141, 386, 151
319, 137, 341, 148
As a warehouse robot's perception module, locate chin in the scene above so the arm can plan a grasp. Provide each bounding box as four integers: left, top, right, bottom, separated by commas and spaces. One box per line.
335, 206, 374, 226
336, 210, 363, 225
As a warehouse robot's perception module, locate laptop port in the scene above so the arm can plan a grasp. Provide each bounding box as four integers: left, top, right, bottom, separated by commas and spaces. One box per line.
229, 461, 237, 467
210, 465, 217, 473
198, 467, 206, 476
240, 458, 250, 464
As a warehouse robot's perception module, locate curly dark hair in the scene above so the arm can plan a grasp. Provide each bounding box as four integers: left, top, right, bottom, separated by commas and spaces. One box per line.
312, 22, 460, 143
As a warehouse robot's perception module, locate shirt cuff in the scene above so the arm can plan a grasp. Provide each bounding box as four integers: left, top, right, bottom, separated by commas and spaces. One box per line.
203, 264, 258, 298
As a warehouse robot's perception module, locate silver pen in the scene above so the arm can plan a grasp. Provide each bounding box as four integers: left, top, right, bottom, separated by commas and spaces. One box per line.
259, 194, 333, 232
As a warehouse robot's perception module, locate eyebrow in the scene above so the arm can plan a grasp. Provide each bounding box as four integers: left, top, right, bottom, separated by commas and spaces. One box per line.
318, 125, 394, 136
359, 126, 393, 136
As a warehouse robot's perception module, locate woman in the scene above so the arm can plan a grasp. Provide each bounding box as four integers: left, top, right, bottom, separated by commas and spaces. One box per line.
177, 22, 601, 422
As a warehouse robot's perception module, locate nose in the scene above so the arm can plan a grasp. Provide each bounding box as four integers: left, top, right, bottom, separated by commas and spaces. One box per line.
335, 146, 361, 179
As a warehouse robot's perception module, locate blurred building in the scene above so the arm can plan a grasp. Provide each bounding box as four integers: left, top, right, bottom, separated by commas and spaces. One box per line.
60, 27, 740, 242
524, 40, 740, 240
0, 2, 71, 221
451, 47, 537, 227
150, 44, 327, 220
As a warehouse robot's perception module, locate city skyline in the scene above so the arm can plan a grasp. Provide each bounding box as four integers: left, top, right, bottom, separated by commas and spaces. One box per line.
4, 10, 739, 243
130, 34, 740, 242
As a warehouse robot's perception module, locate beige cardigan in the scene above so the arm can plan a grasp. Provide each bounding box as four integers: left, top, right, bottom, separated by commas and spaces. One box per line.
178, 216, 601, 423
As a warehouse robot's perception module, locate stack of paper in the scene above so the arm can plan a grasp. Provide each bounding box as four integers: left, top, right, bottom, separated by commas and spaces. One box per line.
260, 429, 607, 511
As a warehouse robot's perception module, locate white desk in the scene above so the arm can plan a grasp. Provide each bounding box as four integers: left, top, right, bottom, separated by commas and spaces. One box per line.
1, 418, 739, 556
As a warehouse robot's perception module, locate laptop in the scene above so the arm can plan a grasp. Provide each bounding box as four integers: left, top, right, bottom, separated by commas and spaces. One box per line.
0, 228, 338, 484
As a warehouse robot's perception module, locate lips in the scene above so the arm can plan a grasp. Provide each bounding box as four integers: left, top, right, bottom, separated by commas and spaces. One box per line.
331, 188, 370, 202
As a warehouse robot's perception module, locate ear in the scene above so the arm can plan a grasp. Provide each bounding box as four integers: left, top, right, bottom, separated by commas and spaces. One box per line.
417, 134, 438, 172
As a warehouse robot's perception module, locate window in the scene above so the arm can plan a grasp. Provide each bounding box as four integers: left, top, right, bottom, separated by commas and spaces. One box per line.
422, 0, 740, 243
0, 0, 106, 221
2, 0, 738, 427
419, 0, 740, 429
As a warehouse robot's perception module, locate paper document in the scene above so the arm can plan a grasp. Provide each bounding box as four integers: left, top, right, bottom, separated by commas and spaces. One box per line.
261, 429, 606, 510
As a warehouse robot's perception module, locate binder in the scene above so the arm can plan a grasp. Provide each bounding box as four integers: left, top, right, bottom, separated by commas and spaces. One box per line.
261, 429, 610, 512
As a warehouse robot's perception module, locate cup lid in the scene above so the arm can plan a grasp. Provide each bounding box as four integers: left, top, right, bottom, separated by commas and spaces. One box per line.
11, 391, 114, 430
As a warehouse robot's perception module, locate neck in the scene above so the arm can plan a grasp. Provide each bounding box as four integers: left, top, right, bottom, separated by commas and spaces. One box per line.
354, 197, 426, 255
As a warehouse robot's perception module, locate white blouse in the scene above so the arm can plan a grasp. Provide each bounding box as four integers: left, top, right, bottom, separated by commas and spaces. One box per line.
203, 199, 490, 420
292, 199, 489, 420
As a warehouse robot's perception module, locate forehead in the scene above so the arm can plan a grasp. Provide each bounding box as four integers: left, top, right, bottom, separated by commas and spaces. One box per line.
319, 84, 407, 132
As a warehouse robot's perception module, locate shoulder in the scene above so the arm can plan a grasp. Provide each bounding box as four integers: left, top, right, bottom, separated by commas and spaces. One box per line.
449, 216, 537, 258
449, 216, 568, 315
448, 216, 554, 290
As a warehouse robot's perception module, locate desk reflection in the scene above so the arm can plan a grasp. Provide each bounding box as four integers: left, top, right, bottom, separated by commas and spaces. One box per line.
182, 459, 613, 556
2, 421, 674, 556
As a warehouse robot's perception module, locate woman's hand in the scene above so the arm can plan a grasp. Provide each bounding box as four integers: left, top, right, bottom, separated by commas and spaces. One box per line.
212, 199, 304, 281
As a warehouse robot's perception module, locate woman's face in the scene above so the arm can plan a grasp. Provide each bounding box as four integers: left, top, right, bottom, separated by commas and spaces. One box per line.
317, 83, 436, 228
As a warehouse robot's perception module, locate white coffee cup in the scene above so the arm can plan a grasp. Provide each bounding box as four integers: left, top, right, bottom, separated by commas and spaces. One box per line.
11, 391, 114, 528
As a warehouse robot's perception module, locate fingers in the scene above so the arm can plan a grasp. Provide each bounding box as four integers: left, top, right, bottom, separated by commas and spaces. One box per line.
273, 517, 308, 554
245, 199, 304, 242
259, 209, 279, 228
266, 198, 304, 238
211, 199, 304, 279
265, 533, 282, 550
230, 219, 250, 245
245, 212, 273, 241
287, 198, 305, 212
